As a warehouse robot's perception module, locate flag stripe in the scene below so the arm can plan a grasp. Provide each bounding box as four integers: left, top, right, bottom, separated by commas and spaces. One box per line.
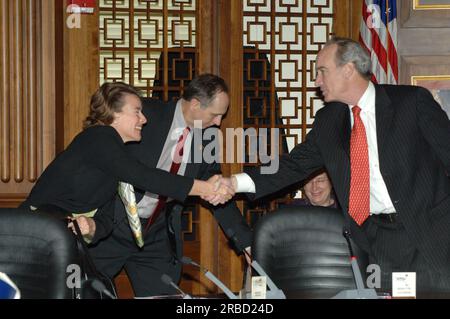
359, 0, 398, 85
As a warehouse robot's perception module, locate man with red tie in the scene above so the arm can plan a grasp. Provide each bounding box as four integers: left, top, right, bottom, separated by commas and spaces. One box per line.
225, 37, 450, 292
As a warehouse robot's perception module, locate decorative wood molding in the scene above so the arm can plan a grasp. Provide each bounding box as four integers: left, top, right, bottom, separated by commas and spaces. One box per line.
0, 194, 27, 208
401, 0, 450, 27
400, 55, 450, 85
413, 0, 450, 10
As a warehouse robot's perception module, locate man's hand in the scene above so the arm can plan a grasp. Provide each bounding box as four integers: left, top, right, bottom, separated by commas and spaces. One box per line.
201, 175, 236, 206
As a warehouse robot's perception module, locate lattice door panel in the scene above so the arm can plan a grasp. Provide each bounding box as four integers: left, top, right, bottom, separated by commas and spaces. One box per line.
99, 0, 198, 99
242, 0, 334, 224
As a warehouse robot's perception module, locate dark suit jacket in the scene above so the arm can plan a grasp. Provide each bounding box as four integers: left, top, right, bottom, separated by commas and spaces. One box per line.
20, 125, 194, 243
248, 85, 450, 274
112, 98, 252, 256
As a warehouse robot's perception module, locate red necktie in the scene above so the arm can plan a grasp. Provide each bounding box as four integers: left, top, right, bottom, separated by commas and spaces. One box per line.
348, 106, 370, 226
145, 127, 191, 232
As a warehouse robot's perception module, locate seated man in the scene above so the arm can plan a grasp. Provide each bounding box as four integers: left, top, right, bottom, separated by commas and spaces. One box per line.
289, 169, 339, 209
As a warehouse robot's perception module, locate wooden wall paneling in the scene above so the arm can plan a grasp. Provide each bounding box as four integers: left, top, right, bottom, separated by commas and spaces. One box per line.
0, 0, 10, 188
0, 0, 56, 208
62, 3, 99, 147
401, 56, 450, 85
351, 0, 364, 40
398, 1, 450, 85
25, 0, 39, 185
399, 0, 450, 58
398, 28, 450, 56
333, 0, 351, 37
41, 0, 57, 167
217, 0, 245, 293
333, 0, 363, 40
10, 1, 22, 187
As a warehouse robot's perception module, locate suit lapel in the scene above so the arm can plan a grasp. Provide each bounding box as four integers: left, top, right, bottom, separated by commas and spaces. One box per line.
375, 85, 394, 157
340, 105, 351, 158
333, 104, 351, 212
142, 101, 178, 167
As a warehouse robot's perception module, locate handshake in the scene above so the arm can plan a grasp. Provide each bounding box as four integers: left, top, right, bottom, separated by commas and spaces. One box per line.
199, 175, 238, 206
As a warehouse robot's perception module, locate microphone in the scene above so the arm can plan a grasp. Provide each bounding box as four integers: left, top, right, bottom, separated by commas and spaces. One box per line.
225, 229, 286, 299
180, 256, 238, 299
343, 229, 365, 290
91, 279, 117, 299
331, 228, 378, 299
160, 274, 192, 299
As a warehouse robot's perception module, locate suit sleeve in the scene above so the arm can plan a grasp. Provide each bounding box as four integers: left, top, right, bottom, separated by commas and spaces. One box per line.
247, 118, 325, 200
416, 87, 450, 173
197, 158, 252, 254
90, 199, 114, 244
84, 127, 194, 203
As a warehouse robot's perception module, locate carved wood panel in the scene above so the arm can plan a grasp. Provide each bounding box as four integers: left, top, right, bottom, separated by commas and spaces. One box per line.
0, 0, 56, 208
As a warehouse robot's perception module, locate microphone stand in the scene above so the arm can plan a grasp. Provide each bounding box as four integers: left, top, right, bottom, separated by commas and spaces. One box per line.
331, 229, 378, 299
161, 274, 193, 299
181, 257, 238, 299
227, 230, 286, 299
240, 249, 286, 299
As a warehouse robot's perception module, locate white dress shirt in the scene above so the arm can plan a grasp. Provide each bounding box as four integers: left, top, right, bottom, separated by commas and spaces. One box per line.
137, 100, 192, 218
235, 82, 396, 215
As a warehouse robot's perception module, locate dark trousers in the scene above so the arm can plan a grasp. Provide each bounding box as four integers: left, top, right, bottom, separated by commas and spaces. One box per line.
362, 215, 450, 293
89, 213, 181, 297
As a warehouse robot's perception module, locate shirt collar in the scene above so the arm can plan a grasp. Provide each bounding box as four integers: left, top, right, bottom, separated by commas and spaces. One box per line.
350, 81, 375, 114
173, 99, 188, 129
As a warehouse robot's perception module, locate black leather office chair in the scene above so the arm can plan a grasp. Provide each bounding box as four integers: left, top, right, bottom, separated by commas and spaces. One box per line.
253, 206, 369, 299
0, 208, 78, 299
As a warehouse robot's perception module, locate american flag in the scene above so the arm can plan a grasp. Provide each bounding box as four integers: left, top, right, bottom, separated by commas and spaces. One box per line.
359, 0, 398, 85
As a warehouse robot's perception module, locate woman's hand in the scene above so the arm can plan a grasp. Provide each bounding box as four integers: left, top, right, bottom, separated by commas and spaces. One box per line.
68, 216, 96, 238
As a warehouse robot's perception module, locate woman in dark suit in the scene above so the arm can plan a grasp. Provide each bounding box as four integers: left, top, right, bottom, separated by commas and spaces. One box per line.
20, 82, 231, 241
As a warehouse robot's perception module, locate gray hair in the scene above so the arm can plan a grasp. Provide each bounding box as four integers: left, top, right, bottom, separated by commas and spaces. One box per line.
325, 37, 372, 80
